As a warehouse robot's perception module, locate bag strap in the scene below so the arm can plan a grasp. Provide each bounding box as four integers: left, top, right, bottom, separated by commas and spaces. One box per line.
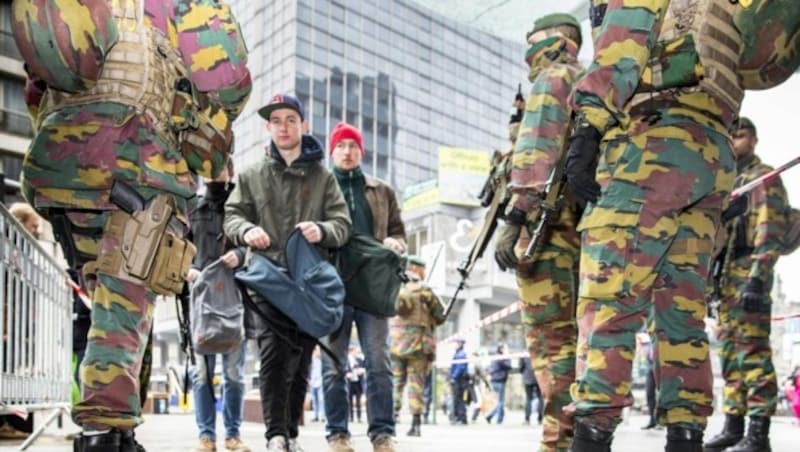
235, 280, 343, 373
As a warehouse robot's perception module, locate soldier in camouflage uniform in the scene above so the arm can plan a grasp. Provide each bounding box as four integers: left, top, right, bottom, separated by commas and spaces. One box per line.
564, 1, 799, 451
390, 256, 445, 438
11, 1, 250, 450
704, 118, 789, 452
494, 13, 584, 452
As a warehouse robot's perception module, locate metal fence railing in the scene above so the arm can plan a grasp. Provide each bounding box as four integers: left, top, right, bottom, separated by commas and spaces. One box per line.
1, 202, 72, 450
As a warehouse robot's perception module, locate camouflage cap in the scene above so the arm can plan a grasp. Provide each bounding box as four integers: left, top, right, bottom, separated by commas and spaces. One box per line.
529, 13, 581, 36
733, 117, 757, 136
407, 255, 426, 267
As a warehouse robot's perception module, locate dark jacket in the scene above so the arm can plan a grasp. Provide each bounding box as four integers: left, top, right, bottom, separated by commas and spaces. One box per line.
189, 182, 234, 270
450, 348, 468, 380
489, 357, 512, 383
224, 136, 352, 265
189, 181, 257, 340
519, 358, 537, 386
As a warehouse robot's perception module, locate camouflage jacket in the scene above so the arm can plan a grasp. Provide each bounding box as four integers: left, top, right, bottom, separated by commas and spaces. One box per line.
509, 35, 583, 215
17, 0, 251, 214
572, 1, 800, 132
571, 0, 749, 134
390, 278, 445, 359
725, 155, 789, 283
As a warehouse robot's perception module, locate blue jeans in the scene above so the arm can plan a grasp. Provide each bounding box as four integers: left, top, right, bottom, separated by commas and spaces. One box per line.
311, 385, 325, 420
323, 306, 395, 440
487, 381, 506, 424
191, 340, 247, 440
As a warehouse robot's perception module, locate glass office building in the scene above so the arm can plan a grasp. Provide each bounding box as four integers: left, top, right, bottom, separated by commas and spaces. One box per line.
229, 0, 527, 190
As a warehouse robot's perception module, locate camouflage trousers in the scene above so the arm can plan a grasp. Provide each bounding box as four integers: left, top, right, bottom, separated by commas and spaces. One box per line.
717, 267, 777, 417
392, 354, 431, 416
516, 205, 580, 452
570, 119, 734, 432
55, 210, 158, 431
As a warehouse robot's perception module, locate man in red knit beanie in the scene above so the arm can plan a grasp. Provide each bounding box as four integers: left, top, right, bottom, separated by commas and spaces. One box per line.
329, 122, 364, 158
322, 121, 406, 452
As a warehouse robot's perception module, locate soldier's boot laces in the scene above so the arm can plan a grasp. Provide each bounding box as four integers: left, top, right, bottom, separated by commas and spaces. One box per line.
703, 414, 744, 451
570, 421, 612, 452
665, 425, 703, 452
407, 415, 421, 437
73, 429, 146, 452
725, 416, 771, 452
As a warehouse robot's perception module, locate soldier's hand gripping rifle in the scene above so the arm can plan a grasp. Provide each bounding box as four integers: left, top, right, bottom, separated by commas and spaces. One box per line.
444, 150, 513, 318
522, 115, 576, 259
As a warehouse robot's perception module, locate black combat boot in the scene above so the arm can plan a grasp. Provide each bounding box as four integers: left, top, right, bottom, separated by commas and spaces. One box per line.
407, 414, 421, 437
570, 421, 612, 452
74, 430, 122, 452
120, 430, 146, 452
665, 425, 703, 452
703, 414, 744, 451
726, 416, 771, 452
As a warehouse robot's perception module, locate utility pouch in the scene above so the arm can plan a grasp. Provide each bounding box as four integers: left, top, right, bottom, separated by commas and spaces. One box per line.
638, 34, 702, 93
149, 229, 196, 295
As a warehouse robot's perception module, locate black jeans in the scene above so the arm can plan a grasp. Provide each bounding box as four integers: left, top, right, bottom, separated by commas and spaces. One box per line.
254, 301, 315, 440
348, 380, 363, 421
451, 376, 469, 423
524, 383, 543, 423
645, 366, 656, 421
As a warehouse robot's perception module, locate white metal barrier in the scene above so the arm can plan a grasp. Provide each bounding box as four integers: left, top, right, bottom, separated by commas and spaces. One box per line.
0, 203, 72, 450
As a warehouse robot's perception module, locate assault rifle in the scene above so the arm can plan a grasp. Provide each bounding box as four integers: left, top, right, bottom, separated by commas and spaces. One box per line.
444, 149, 513, 318
522, 115, 576, 259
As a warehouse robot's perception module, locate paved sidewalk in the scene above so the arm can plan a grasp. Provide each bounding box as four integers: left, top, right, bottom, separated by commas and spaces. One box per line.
1, 411, 797, 451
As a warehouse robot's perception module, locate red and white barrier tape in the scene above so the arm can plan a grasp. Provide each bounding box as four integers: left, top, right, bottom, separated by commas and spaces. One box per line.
772, 312, 800, 321
66, 277, 92, 309
438, 301, 521, 345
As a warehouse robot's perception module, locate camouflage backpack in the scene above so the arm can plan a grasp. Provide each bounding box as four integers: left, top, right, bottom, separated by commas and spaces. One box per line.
781, 207, 800, 255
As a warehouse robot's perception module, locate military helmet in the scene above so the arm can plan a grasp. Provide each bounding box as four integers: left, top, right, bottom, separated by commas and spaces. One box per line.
732, 117, 757, 137
12, 0, 118, 93
527, 13, 582, 47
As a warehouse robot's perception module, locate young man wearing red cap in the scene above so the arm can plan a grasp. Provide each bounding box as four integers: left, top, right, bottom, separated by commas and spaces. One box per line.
224, 95, 352, 452
323, 121, 406, 452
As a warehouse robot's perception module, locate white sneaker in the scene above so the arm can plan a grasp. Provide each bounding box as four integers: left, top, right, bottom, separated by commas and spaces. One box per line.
327, 434, 355, 452
266, 435, 288, 452
288, 437, 304, 452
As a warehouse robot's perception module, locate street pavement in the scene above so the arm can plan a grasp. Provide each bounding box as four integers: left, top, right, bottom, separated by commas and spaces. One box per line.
1, 411, 798, 451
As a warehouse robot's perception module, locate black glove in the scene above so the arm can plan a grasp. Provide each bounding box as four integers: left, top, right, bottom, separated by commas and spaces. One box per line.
565, 123, 602, 204
494, 223, 521, 271
742, 278, 769, 313
721, 195, 748, 223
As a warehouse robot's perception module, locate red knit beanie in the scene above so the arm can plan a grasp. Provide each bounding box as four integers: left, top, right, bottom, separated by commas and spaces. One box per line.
329, 122, 364, 157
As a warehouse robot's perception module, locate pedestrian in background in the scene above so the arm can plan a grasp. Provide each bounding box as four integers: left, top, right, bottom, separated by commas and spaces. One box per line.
520, 357, 543, 426
310, 347, 325, 423
485, 344, 511, 425
188, 164, 251, 452
449, 339, 469, 425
